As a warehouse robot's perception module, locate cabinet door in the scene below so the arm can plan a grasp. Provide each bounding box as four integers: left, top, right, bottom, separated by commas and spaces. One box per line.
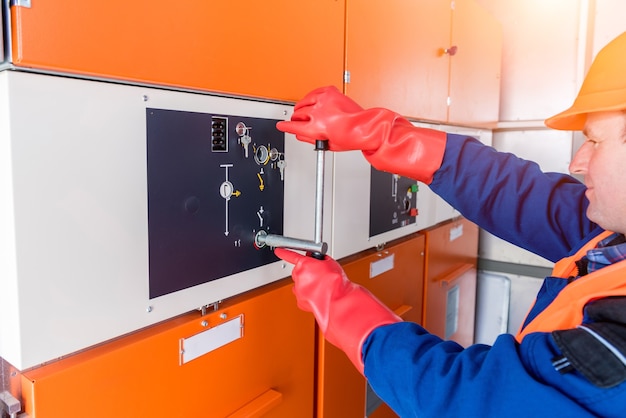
344, 235, 425, 324
20, 280, 315, 418
447, 0, 502, 125
9, 0, 344, 101
423, 218, 478, 346
344, 0, 450, 121
316, 234, 425, 417
424, 263, 477, 347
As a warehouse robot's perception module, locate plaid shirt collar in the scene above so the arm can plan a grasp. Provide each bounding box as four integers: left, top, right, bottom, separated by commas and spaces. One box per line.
583, 233, 626, 274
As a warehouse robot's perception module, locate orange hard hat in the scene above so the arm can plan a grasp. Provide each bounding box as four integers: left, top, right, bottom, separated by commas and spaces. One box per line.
545, 31, 626, 130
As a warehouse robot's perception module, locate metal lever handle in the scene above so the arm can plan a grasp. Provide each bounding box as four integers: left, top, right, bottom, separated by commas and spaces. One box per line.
255, 139, 329, 259
256, 232, 327, 255
311, 140, 329, 259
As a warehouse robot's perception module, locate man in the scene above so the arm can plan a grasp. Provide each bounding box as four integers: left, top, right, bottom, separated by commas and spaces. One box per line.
274, 31, 626, 417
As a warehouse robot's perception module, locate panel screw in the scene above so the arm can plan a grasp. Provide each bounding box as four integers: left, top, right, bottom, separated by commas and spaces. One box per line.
220, 313, 227, 319
142, 95, 149, 102
146, 306, 153, 313
201, 320, 209, 327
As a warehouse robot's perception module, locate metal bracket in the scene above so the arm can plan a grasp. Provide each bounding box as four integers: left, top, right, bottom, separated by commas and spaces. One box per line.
9, 0, 31, 8
199, 301, 221, 316
0, 391, 21, 418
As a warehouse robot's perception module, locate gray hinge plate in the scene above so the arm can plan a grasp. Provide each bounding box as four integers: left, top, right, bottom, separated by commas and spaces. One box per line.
344, 70, 351, 84
10, 0, 31, 8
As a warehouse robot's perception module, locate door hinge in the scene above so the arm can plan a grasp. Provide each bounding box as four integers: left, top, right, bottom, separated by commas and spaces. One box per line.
343, 70, 351, 84
10, 0, 31, 8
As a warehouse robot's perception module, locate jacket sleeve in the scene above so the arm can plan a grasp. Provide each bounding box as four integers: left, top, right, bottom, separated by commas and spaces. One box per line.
429, 134, 598, 262
362, 322, 625, 417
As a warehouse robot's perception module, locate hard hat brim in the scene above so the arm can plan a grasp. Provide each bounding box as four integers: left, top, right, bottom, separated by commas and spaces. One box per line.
545, 31, 626, 131
544, 108, 586, 131
545, 94, 626, 131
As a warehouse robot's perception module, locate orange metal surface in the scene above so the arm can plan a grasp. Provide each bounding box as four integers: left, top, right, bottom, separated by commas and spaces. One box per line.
343, 234, 425, 324
424, 218, 478, 282
423, 218, 479, 345
10, 1, 344, 101
226, 389, 283, 418
20, 279, 315, 418
315, 335, 365, 418
344, 0, 450, 121
315, 234, 425, 417
447, 0, 502, 126
369, 402, 399, 418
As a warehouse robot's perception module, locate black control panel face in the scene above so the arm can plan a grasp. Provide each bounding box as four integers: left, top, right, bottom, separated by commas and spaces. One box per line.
146, 108, 284, 299
369, 167, 419, 237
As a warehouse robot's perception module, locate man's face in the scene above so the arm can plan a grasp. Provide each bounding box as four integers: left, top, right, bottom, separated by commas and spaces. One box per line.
570, 111, 626, 234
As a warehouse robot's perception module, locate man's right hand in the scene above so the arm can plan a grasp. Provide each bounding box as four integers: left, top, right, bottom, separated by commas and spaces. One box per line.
276, 85, 448, 185
276, 86, 379, 152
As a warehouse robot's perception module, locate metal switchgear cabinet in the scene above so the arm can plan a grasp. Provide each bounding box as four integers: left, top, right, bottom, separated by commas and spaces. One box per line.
0, 71, 327, 370
5, 0, 345, 101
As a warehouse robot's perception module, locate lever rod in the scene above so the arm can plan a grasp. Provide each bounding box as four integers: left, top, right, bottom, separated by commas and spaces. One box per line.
257, 232, 327, 255
311, 140, 329, 258
256, 139, 329, 259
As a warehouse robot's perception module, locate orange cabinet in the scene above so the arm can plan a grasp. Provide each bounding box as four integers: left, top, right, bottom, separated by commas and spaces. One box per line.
344, 0, 451, 122
423, 217, 479, 347
344, 0, 501, 126
316, 234, 425, 418
7, 0, 345, 101
19, 280, 315, 418
448, 0, 503, 126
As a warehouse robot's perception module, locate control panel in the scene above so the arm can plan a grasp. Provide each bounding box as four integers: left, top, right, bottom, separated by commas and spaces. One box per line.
146, 109, 285, 298
369, 167, 419, 237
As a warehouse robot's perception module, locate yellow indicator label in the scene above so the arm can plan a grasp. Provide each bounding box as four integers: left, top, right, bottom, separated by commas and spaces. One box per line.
257, 173, 265, 191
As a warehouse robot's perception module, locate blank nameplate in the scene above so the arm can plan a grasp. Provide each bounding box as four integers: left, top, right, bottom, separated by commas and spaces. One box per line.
180, 314, 244, 365
450, 224, 464, 242
370, 254, 395, 278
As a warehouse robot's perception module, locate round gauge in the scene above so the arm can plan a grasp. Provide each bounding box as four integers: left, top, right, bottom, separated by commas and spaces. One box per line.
254, 145, 270, 165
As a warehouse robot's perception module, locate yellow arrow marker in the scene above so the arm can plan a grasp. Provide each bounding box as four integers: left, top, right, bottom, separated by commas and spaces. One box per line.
233, 190, 241, 197
257, 173, 265, 191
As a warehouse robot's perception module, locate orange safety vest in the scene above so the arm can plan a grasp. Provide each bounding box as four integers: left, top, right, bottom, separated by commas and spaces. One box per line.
516, 230, 626, 342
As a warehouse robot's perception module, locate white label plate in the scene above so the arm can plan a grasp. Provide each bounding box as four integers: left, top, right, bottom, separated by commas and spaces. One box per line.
180, 314, 244, 364
370, 254, 395, 278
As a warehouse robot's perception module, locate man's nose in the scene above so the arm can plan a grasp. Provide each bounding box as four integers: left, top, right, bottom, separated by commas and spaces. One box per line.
569, 142, 591, 175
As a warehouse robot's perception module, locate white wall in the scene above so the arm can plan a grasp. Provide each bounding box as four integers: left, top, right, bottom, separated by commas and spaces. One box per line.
474, 0, 626, 267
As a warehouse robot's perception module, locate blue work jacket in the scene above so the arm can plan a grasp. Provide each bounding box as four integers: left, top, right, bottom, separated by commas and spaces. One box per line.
362, 134, 626, 417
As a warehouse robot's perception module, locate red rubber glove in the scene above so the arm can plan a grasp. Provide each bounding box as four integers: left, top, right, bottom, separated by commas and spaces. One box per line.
276, 86, 447, 184
275, 248, 401, 374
